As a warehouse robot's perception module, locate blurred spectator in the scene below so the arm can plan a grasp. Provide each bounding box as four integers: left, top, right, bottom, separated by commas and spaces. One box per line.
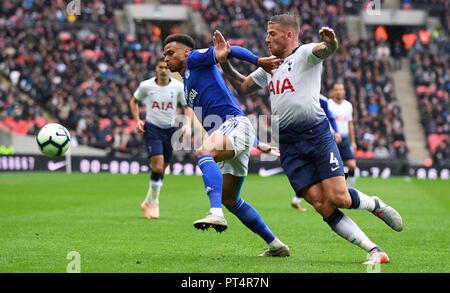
433, 136, 449, 166
391, 41, 403, 71
376, 41, 390, 59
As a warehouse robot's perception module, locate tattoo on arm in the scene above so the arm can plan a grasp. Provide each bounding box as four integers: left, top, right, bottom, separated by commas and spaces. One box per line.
313, 41, 338, 59
219, 61, 248, 94
220, 61, 245, 83
245, 81, 261, 93
220, 61, 261, 94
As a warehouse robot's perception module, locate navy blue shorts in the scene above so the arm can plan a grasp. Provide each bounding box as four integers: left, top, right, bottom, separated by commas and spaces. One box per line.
143, 122, 175, 162
279, 119, 345, 195
337, 136, 355, 161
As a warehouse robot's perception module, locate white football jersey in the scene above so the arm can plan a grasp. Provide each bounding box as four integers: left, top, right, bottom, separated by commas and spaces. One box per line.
133, 77, 186, 128
250, 43, 326, 131
327, 98, 353, 137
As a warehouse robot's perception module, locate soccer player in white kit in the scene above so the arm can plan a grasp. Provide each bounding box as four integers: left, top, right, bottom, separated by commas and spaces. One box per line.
130, 58, 193, 219
328, 83, 358, 188
217, 14, 403, 264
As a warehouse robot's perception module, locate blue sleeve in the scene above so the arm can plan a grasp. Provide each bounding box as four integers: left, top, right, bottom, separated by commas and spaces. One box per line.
187, 47, 217, 68
229, 46, 259, 66
253, 137, 260, 147
187, 46, 258, 68
320, 98, 339, 133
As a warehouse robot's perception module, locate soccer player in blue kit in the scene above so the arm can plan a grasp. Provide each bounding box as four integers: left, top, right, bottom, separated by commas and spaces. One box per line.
163, 33, 290, 256
219, 14, 403, 264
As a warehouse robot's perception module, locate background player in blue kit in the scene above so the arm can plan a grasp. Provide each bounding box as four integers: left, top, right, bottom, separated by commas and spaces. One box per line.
163, 32, 289, 256
130, 58, 193, 219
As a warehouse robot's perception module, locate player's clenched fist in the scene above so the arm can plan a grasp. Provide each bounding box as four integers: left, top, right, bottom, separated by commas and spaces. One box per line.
319, 26, 337, 44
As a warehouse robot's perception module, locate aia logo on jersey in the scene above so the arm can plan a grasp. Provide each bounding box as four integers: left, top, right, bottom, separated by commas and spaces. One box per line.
152, 101, 173, 111
268, 78, 295, 95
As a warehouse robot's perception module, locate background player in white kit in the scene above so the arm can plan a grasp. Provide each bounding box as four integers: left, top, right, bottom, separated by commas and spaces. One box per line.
218, 14, 403, 264
328, 83, 358, 188
130, 58, 192, 219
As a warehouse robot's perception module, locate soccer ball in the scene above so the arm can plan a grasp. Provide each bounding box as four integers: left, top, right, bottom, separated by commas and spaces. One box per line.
36, 123, 71, 157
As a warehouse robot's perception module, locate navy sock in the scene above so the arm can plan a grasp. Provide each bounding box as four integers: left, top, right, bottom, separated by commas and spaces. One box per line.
227, 198, 276, 244
151, 171, 163, 182
323, 208, 345, 228
348, 187, 360, 209
197, 155, 223, 209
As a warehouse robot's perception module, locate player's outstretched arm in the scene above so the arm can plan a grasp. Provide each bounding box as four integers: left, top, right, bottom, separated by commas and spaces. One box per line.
220, 61, 261, 95
213, 30, 258, 65
312, 26, 339, 60
214, 30, 282, 72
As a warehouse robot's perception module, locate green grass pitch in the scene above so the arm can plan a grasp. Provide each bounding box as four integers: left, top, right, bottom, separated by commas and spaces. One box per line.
0, 172, 449, 273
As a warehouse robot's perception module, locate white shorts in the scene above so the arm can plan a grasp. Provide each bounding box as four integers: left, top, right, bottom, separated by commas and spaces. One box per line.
212, 116, 256, 177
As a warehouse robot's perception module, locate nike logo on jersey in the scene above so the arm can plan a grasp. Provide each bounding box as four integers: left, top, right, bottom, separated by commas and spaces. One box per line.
268, 78, 295, 95
331, 166, 340, 172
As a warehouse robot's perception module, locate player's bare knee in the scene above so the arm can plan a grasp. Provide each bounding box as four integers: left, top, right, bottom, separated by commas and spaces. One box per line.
305, 193, 327, 215
311, 200, 325, 214
152, 165, 165, 174
310, 199, 333, 217
329, 191, 352, 208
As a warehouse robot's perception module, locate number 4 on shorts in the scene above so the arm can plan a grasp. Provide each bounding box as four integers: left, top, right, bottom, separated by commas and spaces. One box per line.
330, 152, 339, 166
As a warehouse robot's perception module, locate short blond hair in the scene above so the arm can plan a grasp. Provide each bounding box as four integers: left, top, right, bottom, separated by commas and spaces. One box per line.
268, 14, 300, 34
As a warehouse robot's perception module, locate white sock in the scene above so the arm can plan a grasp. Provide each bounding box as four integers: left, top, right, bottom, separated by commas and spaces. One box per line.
292, 196, 301, 204
352, 189, 376, 211
346, 175, 356, 188
332, 214, 377, 252
268, 237, 284, 250
145, 179, 162, 204
209, 208, 224, 217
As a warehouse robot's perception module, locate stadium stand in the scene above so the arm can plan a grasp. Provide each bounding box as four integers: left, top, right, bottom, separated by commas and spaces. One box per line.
0, 78, 46, 135
407, 2, 449, 166
0, 0, 413, 160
